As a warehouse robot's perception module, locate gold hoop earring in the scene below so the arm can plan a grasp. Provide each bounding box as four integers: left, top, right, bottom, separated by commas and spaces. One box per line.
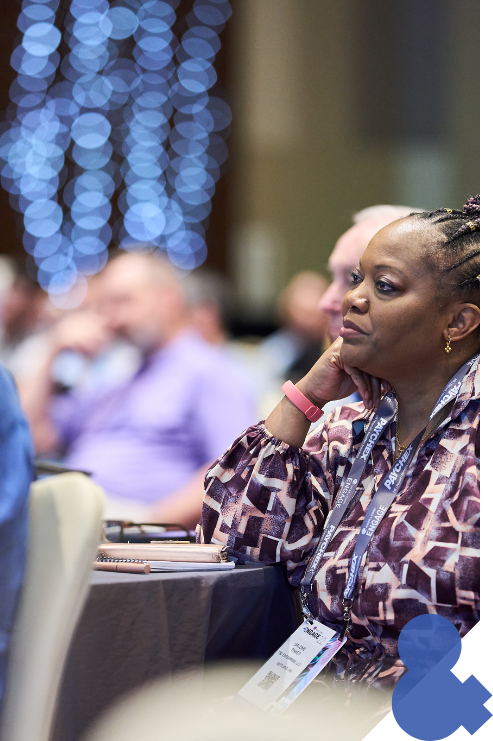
445, 334, 452, 354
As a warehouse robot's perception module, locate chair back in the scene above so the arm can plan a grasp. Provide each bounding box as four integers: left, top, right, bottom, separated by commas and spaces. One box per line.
0, 472, 104, 741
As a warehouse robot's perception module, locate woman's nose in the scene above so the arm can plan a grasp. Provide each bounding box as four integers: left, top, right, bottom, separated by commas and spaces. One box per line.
342, 288, 369, 315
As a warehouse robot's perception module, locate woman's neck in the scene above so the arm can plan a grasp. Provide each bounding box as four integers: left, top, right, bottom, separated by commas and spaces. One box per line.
392, 357, 470, 447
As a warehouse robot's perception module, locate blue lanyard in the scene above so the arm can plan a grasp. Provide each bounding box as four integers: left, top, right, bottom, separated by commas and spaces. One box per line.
300, 355, 479, 627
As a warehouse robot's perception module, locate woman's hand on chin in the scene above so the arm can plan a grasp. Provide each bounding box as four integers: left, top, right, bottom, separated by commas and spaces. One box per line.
297, 337, 392, 411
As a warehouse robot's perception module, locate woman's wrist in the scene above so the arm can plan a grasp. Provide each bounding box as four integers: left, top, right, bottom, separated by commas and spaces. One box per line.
295, 378, 330, 410
265, 393, 311, 448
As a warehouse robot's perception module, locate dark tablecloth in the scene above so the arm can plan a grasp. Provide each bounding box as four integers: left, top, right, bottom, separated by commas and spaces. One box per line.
51, 564, 301, 741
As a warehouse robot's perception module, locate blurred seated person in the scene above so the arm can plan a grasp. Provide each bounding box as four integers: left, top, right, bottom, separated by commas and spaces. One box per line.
1, 267, 140, 400
20, 251, 256, 528
183, 267, 233, 346
0, 264, 48, 378
48, 273, 141, 395
269, 270, 330, 383
0, 363, 33, 718
237, 271, 329, 418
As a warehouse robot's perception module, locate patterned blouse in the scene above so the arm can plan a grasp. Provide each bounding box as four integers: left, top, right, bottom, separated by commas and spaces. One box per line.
200, 360, 480, 692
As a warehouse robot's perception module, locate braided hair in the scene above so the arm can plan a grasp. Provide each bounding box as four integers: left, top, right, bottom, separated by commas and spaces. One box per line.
411, 195, 480, 307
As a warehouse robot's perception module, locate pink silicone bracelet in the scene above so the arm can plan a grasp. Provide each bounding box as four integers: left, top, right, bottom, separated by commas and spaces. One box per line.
281, 381, 324, 423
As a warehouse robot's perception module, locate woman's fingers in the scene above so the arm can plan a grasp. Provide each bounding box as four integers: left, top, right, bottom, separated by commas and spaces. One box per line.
342, 365, 393, 410
364, 373, 379, 409
344, 365, 372, 408
363, 373, 375, 408
306, 338, 393, 411
370, 374, 381, 408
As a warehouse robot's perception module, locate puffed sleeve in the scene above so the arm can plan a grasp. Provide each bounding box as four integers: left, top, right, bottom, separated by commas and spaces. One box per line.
199, 421, 334, 578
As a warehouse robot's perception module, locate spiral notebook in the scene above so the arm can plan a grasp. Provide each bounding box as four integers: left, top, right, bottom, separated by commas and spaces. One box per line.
95, 542, 234, 573
98, 542, 231, 563
95, 557, 235, 572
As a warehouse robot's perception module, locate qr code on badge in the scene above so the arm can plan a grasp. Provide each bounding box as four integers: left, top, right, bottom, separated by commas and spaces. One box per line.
258, 671, 280, 690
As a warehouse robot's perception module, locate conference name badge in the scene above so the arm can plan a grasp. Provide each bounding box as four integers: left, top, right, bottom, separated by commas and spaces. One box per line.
236, 619, 346, 716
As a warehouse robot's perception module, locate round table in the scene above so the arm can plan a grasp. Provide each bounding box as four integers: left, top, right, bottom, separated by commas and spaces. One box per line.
51, 563, 301, 741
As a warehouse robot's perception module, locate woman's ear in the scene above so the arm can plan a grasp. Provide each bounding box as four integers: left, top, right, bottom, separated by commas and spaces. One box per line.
445, 303, 480, 343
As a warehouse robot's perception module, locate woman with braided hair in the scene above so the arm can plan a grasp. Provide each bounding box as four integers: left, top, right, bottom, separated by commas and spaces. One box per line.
199, 196, 480, 709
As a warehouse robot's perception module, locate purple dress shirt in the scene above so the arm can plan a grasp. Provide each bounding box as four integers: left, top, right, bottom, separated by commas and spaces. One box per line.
51, 330, 256, 505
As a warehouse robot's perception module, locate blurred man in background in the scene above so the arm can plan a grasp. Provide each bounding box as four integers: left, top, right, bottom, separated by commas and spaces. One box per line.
274, 271, 330, 382
184, 267, 233, 347
229, 270, 329, 419
0, 262, 49, 378
256, 271, 329, 414
20, 251, 256, 528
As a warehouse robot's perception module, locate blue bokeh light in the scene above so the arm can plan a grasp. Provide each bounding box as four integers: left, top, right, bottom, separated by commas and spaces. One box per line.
71, 113, 111, 149
22, 23, 62, 57
106, 7, 139, 39
0, 0, 232, 299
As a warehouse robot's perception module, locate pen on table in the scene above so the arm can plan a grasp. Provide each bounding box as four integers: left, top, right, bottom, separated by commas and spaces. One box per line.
93, 561, 151, 574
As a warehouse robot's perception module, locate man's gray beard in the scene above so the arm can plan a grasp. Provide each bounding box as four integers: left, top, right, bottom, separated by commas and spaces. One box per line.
121, 327, 162, 355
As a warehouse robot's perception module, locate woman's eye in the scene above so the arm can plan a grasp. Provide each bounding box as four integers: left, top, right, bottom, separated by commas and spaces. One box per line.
375, 279, 395, 292
349, 271, 362, 285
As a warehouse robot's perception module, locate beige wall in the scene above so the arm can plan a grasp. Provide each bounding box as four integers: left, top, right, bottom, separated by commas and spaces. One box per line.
227, 0, 479, 318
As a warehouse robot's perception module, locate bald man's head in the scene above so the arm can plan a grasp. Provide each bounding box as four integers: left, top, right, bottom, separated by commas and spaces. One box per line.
98, 252, 189, 353
104, 252, 182, 287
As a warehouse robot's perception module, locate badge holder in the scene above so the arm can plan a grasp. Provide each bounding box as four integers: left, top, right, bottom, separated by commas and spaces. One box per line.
235, 618, 346, 717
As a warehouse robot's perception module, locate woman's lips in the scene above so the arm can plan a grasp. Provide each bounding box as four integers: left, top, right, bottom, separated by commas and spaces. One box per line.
339, 319, 367, 338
